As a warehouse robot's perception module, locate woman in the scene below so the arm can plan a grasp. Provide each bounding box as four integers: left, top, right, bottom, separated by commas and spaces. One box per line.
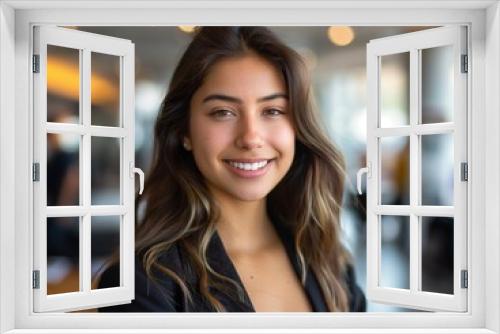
98, 26, 366, 312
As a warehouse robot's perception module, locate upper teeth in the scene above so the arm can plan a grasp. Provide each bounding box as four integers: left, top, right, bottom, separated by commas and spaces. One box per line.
228, 160, 269, 171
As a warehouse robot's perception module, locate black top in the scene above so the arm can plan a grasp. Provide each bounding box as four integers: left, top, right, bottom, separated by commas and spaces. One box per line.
98, 220, 366, 312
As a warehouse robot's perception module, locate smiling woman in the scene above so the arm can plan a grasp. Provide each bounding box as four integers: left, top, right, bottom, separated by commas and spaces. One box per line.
97, 26, 366, 312
187, 53, 295, 204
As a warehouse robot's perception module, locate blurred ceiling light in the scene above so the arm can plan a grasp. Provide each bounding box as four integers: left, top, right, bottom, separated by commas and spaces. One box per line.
178, 26, 196, 34
47, 57, 118, 105
327, 26, 355, 46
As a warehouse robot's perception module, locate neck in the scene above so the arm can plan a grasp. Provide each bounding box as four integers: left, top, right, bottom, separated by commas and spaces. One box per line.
213, 193, 276, 255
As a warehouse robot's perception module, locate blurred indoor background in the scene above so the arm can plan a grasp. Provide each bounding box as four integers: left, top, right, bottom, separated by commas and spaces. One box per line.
46, 26, 454, 312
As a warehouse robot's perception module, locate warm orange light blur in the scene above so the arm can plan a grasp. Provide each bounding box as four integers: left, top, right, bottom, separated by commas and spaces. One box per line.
178, 26, 196, 34
327, 26, 355, 46
47, 57, 118, 105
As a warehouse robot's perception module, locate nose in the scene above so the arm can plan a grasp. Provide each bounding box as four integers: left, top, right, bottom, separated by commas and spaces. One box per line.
235, 113, 264, 150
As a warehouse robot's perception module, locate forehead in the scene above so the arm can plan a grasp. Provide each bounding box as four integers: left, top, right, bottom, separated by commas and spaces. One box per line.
195, 53, 287, 99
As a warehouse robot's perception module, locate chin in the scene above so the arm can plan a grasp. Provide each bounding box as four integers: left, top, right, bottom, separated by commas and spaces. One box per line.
229, 189, 271, 202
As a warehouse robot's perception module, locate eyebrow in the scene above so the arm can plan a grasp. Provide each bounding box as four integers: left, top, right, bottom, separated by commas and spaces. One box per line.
201, 93, 288, 104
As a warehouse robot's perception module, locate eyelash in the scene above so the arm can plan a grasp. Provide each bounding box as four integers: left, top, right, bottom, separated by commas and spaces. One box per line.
210, 109, 234, 118
210, 108, 285, 118
265, 108, 286, 116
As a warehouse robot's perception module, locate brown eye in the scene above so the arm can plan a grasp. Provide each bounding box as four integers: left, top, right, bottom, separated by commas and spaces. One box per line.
210, 109, 235, 118
265, 108, 285, 116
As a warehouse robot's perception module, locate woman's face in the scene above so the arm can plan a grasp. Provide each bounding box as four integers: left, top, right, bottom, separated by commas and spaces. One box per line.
186, 53, 295, 204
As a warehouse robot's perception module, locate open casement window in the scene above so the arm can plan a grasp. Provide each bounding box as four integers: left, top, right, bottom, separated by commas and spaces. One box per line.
360, 26, 468, 312
32, 26, 142, 312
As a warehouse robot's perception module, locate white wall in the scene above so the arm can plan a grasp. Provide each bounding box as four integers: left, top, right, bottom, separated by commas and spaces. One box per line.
0, 2, 16, 333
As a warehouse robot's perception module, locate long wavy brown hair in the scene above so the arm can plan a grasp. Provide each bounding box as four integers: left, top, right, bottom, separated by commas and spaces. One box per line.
129, 26, 352, 312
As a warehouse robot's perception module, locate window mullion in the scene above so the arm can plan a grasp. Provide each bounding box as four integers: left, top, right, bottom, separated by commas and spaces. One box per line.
409, 48, 420, 293
120, 54, 126, 287
80, 48, 91, 294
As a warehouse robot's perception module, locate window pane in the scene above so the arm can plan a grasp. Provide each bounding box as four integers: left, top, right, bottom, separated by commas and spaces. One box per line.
380, 52, 410, 127
91, 52, 120, 127
47, 45, 80, 124
47, 216, 80, 295
421, 216, 454, 294
91, 216, 121, 289
47, 133, 80, 206
91, 137, 121, 205
421, 46, 453, 124
380, 136, 410, 205
380, 215, 410, 289
421, 133, 454, 206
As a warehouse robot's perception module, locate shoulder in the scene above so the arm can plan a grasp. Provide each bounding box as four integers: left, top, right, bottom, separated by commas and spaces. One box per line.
343, 263, 367, 312
97, 245, 187, 312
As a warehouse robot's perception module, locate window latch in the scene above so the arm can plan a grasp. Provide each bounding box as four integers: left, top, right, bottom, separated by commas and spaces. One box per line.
130, 162, 145, 195
356, 162, 371, 195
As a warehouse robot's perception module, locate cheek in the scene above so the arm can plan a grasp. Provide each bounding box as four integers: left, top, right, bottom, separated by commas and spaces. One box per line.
190, 118, 232, 158
270, 123, 295, 161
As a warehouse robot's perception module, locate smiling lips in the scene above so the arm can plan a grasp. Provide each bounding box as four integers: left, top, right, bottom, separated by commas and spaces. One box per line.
227, 160, 269, 170
223, 158, 275, 177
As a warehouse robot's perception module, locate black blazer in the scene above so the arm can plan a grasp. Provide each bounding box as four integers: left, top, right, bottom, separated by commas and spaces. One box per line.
98, 220, 366, 312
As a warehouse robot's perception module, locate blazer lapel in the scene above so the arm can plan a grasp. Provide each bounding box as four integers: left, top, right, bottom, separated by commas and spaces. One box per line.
206, 231, 255, 312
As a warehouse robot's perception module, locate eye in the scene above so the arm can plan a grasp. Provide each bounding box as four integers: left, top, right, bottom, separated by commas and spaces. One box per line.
264, 108, 286, 116
210, 109, 235, 118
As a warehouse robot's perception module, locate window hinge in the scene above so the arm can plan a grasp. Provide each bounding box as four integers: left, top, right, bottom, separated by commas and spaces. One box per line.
461, 162, 468, 181
461, 54, 468, 73
33, 163, 40, 182
32, 270, 40, 289
461, 270, 468, 289
32, 55, 40, 73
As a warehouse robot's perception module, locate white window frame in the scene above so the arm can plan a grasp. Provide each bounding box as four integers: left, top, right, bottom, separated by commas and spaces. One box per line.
0, 1, 499, 333
365, 26, 468, 312
32, 25, 137, 312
